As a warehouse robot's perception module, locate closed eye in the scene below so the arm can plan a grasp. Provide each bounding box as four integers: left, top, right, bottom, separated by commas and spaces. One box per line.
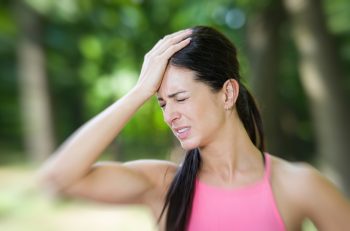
159, 103, 166, 109
176, 98, 188, 102
158, 97, 188, 109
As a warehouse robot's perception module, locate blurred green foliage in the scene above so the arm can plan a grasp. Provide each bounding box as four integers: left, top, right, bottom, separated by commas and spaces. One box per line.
0, 0, 349, 163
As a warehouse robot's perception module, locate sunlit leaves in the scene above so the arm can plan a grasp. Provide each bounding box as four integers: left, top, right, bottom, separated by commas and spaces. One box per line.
1, 0, 350, 162
25, 0, 79, 21
0, 8, 17, 37
324, 0, 350, 34
79, 36, 103, 60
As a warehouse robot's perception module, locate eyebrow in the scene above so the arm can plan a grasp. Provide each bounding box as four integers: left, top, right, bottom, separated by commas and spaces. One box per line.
157, 90, 188, 101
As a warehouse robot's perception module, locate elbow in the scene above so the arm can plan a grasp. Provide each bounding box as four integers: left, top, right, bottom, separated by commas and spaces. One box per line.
36, 167, 66, 197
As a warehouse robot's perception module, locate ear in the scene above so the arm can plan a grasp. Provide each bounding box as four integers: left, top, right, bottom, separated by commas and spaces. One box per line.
222, 79, 239, 110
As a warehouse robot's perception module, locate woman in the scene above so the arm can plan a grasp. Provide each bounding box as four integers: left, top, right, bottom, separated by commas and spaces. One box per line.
38, 26, 350, 231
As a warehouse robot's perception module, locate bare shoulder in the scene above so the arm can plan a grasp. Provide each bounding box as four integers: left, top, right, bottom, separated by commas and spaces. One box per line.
269, 154, 350, 230
269, 155, 343, 201
268, 155, 316, 211
269, 155, 319, 187
122, 159, 178, 189
122, 159, 178, 209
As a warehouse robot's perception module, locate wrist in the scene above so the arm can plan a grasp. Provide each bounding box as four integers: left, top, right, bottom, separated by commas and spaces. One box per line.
130, 84, 154, 102
131, 84, 155, 101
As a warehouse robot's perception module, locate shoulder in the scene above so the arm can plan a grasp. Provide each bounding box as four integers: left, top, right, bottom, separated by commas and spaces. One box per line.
269, 154, 319, 187
268, 155, 315, 206
269, 154, 331, 203
122, 159, 178, 209
269, 154, 350, 229
122, 159, 178, 197
268, 154, 342, 194
123, 159, 178, 185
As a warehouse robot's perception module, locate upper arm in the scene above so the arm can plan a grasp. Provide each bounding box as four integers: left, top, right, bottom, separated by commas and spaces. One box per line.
63, 160, 177, 205
299, 166, 350, 230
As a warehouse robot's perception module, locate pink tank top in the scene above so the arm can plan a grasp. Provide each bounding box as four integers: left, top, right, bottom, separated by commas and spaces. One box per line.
187, 154, 287, 231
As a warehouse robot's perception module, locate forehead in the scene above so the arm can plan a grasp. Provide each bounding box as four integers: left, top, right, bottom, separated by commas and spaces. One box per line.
157, 65, 197, 98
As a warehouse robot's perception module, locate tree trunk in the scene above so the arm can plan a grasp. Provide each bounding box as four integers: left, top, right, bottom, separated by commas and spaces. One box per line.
15, 1, 55, 163
246, 1, 287, 157
283, 0, 350, 195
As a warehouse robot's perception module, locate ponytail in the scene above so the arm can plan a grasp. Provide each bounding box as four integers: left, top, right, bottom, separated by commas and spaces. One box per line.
158, 84, 265, 231
159, 26, 266, 231
236, 83, 265, 152
158, 149, 201, 231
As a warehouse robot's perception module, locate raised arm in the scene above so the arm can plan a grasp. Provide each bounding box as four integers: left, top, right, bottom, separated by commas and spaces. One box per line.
37, 29, 192, 204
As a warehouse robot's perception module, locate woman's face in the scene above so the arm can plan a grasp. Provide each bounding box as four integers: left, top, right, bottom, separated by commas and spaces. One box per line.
157, 65, 226, 150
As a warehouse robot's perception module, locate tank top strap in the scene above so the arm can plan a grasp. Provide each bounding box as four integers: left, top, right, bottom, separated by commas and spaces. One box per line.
263, 152, 272, 181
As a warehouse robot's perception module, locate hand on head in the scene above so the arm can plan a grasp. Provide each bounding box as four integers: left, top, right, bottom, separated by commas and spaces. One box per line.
136, 29, 192, 97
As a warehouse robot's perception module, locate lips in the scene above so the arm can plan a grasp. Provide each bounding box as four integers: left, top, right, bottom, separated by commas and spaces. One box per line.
173, 126, 191, 139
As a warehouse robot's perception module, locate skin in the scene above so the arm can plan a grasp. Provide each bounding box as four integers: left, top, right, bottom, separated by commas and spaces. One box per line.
37, 29, 350, 231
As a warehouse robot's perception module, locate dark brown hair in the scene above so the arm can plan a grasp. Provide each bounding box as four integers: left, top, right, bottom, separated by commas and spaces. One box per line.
159, 26, 265, 231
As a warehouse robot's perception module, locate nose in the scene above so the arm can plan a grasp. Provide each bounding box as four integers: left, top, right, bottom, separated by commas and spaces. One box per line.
163, 104, 181, 125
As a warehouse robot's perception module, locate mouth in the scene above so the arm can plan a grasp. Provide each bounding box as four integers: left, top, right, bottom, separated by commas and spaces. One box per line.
173, 127, 191, 140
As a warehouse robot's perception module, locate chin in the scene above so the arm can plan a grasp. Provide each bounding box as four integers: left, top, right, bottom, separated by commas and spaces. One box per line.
179, 138, 200, 151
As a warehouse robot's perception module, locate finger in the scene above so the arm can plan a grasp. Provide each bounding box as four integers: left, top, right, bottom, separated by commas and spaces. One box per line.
155, 29, 192, 55
153, 29, 190, 49
162, 28, 192, 42
150, 29, 192, 55
162, 37, 191, 59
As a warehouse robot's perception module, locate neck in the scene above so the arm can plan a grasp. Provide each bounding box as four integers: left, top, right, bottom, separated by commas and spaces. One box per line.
198, 118, 264, 185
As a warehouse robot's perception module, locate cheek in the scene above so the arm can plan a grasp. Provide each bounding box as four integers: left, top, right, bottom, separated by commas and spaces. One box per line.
199, 100, 225, 130
182, 101, 204, 121
179, 91, 223, 125
200, 93, 222, 113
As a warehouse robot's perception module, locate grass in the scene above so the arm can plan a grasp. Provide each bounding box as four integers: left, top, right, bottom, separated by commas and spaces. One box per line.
0, 166, 317, 231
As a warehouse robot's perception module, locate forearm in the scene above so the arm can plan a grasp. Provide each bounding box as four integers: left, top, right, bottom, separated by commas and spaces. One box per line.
37, 28, 192, 195
38, 85, 151, 191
